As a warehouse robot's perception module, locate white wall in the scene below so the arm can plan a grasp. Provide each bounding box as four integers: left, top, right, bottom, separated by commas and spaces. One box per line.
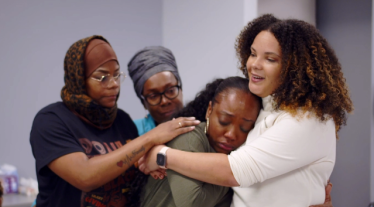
317, 0, 372, 206
371, 1, 374, 202
0, 1, 162, 179
162, 0, 258, 103
258, 0, 316, 25
244, 0, 258, 25
162, 0, 316, 104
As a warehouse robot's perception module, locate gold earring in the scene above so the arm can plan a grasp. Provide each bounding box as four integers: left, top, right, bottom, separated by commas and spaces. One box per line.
205, 118, 209, 134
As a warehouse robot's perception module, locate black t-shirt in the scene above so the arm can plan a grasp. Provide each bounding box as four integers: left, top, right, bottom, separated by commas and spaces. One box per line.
30, 102, 139, 207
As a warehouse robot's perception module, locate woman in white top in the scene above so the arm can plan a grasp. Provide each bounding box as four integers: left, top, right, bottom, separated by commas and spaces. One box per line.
141, 14, 353, 206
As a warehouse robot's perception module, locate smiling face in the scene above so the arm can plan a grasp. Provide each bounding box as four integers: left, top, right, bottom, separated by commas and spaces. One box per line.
205, 88, 261, 154
86, 60, 120, 108
142, 71, 184, 124
247, 30, 282, 98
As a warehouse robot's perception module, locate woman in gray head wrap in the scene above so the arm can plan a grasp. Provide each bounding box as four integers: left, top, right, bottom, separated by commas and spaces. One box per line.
128, 46, 184, 135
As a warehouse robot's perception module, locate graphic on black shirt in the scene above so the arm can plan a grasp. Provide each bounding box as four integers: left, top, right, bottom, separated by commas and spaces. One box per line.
78, 138, 137, 207
30, 103, 139, 207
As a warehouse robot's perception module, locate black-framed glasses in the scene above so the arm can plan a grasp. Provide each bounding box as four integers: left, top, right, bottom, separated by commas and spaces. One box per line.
90, 72, 126, 88
141, 85, 181, 106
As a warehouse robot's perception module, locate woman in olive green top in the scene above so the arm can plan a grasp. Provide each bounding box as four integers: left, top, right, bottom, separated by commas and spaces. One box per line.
141, 77, 262, 207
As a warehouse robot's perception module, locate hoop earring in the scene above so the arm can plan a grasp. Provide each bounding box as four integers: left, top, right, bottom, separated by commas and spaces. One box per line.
204, 118, 209, 134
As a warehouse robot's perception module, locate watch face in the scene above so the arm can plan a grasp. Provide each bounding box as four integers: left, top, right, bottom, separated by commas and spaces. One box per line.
156, 153, 165, 166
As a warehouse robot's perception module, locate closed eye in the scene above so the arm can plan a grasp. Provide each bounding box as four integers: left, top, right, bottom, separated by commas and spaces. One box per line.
219, 120, 230, 126
240, 124, 254, 133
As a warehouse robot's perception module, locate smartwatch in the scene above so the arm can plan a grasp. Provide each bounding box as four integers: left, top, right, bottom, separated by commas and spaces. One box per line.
156, 146, 170, 169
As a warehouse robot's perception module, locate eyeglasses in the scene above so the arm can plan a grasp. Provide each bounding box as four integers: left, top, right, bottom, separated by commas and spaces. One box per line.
142, 85, 181, 106
90, 72, 126, 88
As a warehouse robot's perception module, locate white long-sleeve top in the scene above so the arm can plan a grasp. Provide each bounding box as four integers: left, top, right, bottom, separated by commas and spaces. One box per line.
228, 96, 336, 207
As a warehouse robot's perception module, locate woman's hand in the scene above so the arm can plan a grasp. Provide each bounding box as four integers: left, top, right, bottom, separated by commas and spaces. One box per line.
310, 181, 333, 207
139, 145, 166, 174
138, 153, 166, 180
144, 117, 200, 145
149, 169, 167, 179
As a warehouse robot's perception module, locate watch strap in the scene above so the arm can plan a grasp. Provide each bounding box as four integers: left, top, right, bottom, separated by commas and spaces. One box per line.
158, 146, 169, 169
159, 146, 169, 155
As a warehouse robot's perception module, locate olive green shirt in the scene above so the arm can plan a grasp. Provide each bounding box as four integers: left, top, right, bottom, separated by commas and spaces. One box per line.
140, 122, 232, 207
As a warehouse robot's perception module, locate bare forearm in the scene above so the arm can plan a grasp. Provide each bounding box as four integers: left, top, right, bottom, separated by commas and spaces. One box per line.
86, 136, 153, 187
48, 117, 200, 192
50, 134, 155, 192
167, 149, 239, 187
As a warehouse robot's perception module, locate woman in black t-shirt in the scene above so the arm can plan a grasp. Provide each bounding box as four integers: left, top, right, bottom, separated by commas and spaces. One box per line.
30, 35, 199, 207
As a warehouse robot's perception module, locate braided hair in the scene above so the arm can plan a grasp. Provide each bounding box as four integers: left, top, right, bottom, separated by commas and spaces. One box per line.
176, 76, 261, 121
129, 77, 257, 207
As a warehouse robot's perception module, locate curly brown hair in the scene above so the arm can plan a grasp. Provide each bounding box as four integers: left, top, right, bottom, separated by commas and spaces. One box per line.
235, 14, 353, 134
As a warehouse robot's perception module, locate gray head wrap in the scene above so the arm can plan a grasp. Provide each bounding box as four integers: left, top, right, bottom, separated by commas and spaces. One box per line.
127, 46, 182, 101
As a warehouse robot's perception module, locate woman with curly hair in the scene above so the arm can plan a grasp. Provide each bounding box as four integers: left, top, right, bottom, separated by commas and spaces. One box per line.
141, 14, 352, 206
29, 35, 199, 207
